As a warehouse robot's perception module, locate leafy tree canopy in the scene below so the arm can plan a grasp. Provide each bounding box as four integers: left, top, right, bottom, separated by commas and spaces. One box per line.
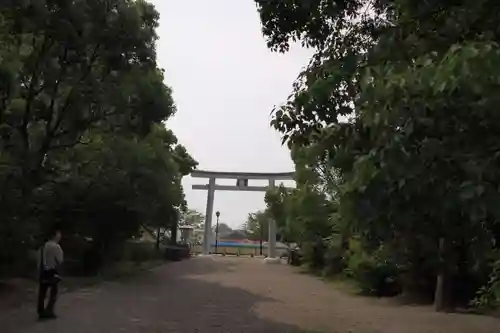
255, 0, 500, 308
0, 0, 197, 276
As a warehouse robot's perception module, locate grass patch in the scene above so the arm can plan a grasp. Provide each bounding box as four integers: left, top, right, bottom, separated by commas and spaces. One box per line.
293, 264, 362, 295
322, 274, 362, 295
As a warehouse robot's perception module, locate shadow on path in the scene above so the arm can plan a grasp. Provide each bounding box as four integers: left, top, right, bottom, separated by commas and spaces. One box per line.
4, 257, 305, 333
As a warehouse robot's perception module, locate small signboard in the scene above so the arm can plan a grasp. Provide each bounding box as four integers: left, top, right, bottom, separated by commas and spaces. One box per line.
236, 179, 248, 187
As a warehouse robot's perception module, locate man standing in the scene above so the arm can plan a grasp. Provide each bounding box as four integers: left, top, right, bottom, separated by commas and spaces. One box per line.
37, 229, 63, 320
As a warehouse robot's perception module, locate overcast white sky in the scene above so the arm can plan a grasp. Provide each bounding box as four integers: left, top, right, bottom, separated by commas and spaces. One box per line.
150, 0, 313, 229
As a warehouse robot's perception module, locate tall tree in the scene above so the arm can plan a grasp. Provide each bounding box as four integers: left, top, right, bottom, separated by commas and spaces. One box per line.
243, 210, 269, 241
0, 0, 198, 275
0, 0, 168, 192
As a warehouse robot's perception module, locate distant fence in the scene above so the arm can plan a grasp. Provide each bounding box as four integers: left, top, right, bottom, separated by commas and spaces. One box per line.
191, 242, 288, 256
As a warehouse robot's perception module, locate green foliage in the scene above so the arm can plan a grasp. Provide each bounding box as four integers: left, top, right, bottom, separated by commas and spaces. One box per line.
125, 242, 160, 264
345, 245, 401, 297
180, 209, 205, 229
242, 210, 269, 241
473, 258, 500, 309
301, 239, 326, 271
256, 0, 500, 309
265, 183, 336, 246
322, 234, 344, 276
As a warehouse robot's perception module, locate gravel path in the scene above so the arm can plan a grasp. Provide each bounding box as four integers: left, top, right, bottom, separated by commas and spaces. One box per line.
3, 256, 499, 333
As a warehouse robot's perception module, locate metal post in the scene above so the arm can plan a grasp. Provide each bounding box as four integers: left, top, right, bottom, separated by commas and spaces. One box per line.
215, 211, 220, 254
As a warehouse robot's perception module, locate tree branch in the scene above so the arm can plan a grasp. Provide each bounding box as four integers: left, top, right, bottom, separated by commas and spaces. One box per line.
19, 32, 53, 151
49, 43, 102, 138
0, 84, 11, 123
50, 138, 92, 150
44, 44, 70, 141
49, 107, 118, 152
37, 44, 105, 168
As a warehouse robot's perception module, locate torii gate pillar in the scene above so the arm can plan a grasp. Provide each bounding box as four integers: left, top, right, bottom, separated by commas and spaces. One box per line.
266, 179, 278, 262
191, 170, 294, 262
202, 177, 216, 255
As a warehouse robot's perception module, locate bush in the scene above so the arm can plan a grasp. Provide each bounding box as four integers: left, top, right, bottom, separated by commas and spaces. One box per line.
125, 242, 158, 264
472, 258, 500, 309
322, 235, 344, 276
301, 239, 326, 271
346, 246, 401, 297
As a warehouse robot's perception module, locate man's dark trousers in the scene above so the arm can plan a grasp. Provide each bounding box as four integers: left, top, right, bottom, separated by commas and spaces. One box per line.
37, 270, 59, 317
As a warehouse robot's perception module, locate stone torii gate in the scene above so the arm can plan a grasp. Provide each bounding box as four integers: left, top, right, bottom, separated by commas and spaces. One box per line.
191, 170, 294, 263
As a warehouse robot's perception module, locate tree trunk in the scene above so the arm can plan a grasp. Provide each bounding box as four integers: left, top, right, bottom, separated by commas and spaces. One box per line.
155, 225, 161, 251
434, 271, 445, 311
340, 230, 350, 267
400, 240, 433, 304
170, 224, 178, 245
434, 237, 447, 312
341, 233, 349, 252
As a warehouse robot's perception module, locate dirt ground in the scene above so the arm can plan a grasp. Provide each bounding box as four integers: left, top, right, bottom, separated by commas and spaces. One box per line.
2, 256, 499, 333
